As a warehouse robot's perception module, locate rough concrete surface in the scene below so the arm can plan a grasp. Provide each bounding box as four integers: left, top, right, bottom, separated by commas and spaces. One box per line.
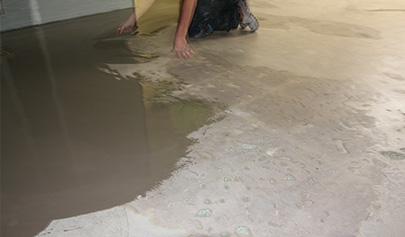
38, 0, 405, 236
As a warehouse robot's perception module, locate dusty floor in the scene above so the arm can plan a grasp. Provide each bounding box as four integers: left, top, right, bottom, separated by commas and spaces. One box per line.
8, 0, 405, 236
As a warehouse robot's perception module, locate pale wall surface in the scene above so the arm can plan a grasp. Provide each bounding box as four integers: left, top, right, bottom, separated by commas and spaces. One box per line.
0, 0, 133, 31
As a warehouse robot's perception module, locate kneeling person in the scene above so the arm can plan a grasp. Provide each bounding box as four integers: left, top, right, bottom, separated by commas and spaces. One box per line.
118, 0, 259, 58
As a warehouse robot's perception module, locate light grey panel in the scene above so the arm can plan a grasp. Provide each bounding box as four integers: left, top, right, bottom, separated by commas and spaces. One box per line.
0, 0, 133, 32
1, 0, 32, 31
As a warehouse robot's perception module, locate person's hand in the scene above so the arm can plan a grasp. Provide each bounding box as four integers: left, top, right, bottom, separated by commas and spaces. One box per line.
174, 37, 195, 58
116, 14, 137, 35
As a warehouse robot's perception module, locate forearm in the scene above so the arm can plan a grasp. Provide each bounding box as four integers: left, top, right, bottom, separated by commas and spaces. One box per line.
128, 12, 136, 22
175, 0, 197, 41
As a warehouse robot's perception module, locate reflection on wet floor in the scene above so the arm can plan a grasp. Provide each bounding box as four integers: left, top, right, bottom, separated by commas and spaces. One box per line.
1, 3, 210, 237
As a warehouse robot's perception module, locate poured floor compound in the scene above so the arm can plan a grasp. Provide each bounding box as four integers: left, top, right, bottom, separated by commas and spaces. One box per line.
3, 0, 405, 236
1, 3, 213, 237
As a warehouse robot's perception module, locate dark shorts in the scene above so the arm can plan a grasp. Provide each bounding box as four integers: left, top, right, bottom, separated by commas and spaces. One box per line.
188, 0, 240, 38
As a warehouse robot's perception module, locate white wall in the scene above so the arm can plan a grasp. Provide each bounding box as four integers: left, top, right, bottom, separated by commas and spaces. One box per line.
0, 0, 133, 32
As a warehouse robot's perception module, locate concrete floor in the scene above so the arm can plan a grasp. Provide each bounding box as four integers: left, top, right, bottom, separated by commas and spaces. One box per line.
9, 0, 405, 236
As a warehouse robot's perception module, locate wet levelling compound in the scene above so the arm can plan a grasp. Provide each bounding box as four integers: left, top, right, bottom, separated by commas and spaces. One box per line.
1, 4, 212, 237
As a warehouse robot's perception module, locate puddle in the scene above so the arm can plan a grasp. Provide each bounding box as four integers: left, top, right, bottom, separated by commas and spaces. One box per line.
1, 3, 212, 237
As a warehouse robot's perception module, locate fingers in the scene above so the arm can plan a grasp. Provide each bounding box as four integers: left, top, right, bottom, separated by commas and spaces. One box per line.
182, 49, 191, 58
116, 27, 129, 35
190, 48, 196, 55
175, 46, 195, 59
116, 24, 137, 35
116, 27, 122, 35
116, 27, 134, 35
177, 49, 191, 58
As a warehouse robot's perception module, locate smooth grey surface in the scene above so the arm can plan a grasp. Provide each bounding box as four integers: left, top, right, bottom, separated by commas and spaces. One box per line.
1, 7, 206, 237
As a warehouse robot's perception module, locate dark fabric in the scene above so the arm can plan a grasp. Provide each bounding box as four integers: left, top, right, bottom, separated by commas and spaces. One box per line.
188, 0, 240, 38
